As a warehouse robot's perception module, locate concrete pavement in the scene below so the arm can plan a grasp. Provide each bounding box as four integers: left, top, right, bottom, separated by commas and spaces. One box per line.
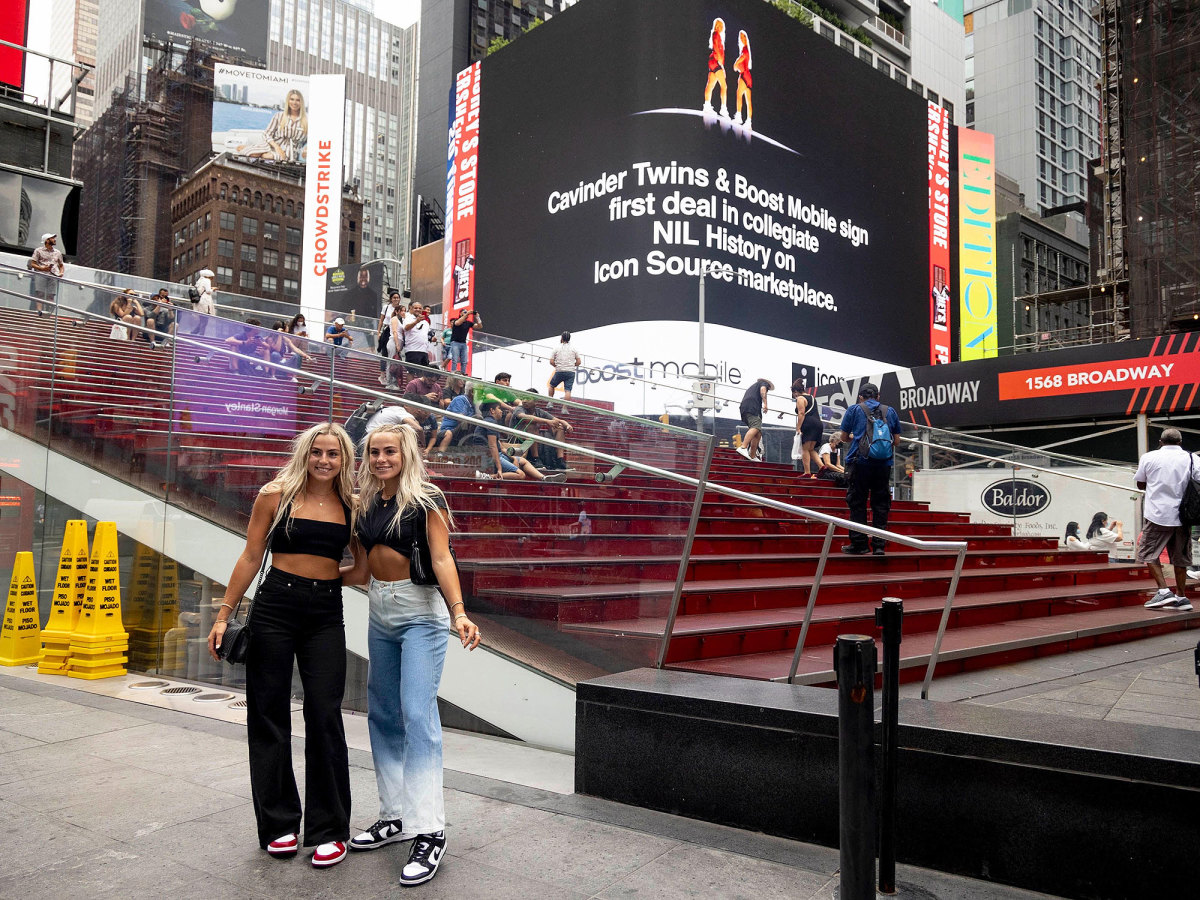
0, 667, 1063, 900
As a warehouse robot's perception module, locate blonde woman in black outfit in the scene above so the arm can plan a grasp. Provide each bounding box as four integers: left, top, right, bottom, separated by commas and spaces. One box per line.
208, 423, 357, 869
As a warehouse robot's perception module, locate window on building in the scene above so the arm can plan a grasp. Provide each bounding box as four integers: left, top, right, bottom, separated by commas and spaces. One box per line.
283, 278, 299, 297
240, 271, 256, 289
241, 245, 257, 263
262, 275, 278, 292
284, 252, 300, 270
220, 212, 236, 231
202, 239, 210, 256
218, 238, 234, 257
263, 221, 279, 241
217, 266, 233, 284
243, 217, 258, 236
348, 240, 356, 258
263, 248, 279, 267
204, 212, 211, 230
286, 226, 302, 245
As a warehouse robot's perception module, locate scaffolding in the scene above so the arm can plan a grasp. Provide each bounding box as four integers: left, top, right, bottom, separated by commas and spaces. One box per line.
74, 42, 215, 277
1120, 0, 1200, 337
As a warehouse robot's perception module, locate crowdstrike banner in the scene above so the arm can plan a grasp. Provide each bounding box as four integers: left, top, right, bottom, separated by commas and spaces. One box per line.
300, 73, 347, 326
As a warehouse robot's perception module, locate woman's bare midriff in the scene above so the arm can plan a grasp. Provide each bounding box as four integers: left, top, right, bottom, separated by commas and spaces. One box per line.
367, 545, 412, 582
270, 552, 343, 581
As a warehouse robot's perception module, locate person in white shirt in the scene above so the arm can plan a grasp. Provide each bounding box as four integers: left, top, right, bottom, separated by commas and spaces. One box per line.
402, 301, 434, 374
1063, 521, 1090, 551
1085, 512, 1123, 560
1135, 428, 1193, 611
547, 332, 582, 399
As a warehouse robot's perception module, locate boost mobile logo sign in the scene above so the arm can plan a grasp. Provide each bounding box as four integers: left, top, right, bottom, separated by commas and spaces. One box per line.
981, 479, 1051, 518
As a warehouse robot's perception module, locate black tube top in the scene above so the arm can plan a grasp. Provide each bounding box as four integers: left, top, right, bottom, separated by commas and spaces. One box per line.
357, 495, 446, 556
270, 500, 352, 561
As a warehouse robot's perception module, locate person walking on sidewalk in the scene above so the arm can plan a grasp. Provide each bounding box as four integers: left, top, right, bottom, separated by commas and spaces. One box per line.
206, 423, 357, 869
343, 424, 481, 886
1137, 428, 1194, 611
838, 382, 903, 556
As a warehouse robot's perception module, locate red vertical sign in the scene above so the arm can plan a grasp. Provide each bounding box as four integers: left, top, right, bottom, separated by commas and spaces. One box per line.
443, 62, 482, 315
927, 102, 952, 365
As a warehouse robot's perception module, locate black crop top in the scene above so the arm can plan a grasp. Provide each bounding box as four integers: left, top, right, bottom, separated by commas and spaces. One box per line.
357, 495, 447, 556
270, 499, 352, 561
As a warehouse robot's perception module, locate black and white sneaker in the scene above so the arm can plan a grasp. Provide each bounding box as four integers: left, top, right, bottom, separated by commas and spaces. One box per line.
400, 831, 446, 886
350, 818, 409, 851
1163, 596, 1194, 612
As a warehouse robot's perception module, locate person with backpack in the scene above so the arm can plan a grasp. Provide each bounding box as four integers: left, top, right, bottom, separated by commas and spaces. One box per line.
837, 382, 903, 556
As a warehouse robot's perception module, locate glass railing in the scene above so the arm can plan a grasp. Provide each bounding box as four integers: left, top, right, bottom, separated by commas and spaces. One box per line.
0, 271, 714, 704
900, 428, 1141, 556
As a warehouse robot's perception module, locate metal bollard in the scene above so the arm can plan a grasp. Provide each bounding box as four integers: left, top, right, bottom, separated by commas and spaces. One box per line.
875, 598, 903, 895
835, 634, 877, 900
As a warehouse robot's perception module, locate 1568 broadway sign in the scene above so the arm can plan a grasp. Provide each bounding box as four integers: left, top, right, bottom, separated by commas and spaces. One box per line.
981, 479, 1051, 518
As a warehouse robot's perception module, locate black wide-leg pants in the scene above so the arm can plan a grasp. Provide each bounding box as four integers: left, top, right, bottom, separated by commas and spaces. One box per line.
245, 569, 351, 848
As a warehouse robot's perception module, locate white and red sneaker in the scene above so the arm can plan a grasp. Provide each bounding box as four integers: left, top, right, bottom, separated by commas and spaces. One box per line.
267, 833, 298, 858
312, 841, 348, 869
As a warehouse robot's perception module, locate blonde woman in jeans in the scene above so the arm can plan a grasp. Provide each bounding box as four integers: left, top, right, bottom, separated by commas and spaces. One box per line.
344, 424, 480, 886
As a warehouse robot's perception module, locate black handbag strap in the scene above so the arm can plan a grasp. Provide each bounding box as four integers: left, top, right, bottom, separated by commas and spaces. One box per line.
229, 520, 277, 623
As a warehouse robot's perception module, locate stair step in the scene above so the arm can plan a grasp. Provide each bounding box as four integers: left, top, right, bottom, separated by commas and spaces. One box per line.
669, 605, 1200, 683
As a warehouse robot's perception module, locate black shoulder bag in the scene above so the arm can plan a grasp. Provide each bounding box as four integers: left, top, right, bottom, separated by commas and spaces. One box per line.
1180, 454, 1200, 528
218, 525, 275, 665
408, 503, 459, 589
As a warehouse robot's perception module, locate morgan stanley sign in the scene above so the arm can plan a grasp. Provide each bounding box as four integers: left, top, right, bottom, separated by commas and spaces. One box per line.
301, 73, 347, 324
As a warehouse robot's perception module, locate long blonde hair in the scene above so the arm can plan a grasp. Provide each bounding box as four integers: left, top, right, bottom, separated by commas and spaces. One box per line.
285, 89, 309, 136
710, 17, 724, 49
262, 422, 357, 533
357, 424, 453, 533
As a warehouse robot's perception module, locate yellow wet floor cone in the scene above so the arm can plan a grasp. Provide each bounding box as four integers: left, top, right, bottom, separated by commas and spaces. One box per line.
39, 521, 89, 674
1, 552, 41, 666
68, 522, 128, 680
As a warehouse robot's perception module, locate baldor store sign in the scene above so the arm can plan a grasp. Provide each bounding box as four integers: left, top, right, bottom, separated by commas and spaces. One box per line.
912, 467, 1138, 554
981, 479, 1051, 518
815, 332, 1200, 428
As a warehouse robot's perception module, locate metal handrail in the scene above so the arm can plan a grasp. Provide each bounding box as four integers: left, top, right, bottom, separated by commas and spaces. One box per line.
6, 286, 973, 697
903, 436, 1142, 495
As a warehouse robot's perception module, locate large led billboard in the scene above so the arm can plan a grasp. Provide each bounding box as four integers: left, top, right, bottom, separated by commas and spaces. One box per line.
463, 0, 931, 404
144, 0, 269, 63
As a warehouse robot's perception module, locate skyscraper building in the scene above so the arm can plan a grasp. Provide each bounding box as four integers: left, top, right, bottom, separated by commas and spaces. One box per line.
965, 0, 1101, 213
87, 0, 416, 265
49, 0, 97, 126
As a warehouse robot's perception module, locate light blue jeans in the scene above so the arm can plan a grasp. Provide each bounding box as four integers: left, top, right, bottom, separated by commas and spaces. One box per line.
366, 577, 450, 834
448, 341, 468, 373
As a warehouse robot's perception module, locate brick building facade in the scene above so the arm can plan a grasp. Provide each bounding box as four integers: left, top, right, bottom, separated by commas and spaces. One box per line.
169, 155, 362, 305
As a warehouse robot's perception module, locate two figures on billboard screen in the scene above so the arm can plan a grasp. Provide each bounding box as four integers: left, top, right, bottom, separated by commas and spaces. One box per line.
702, 18, 752, 130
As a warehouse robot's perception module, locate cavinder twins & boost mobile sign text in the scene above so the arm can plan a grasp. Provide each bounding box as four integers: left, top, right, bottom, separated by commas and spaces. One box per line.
815, 332, 1200, 428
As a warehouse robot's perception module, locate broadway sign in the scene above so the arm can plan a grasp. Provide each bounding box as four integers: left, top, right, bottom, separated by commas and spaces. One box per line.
815, 333, 1200, 428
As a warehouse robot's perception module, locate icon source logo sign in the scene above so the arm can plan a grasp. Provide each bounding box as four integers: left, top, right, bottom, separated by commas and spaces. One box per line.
981, 479, 1051, 518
